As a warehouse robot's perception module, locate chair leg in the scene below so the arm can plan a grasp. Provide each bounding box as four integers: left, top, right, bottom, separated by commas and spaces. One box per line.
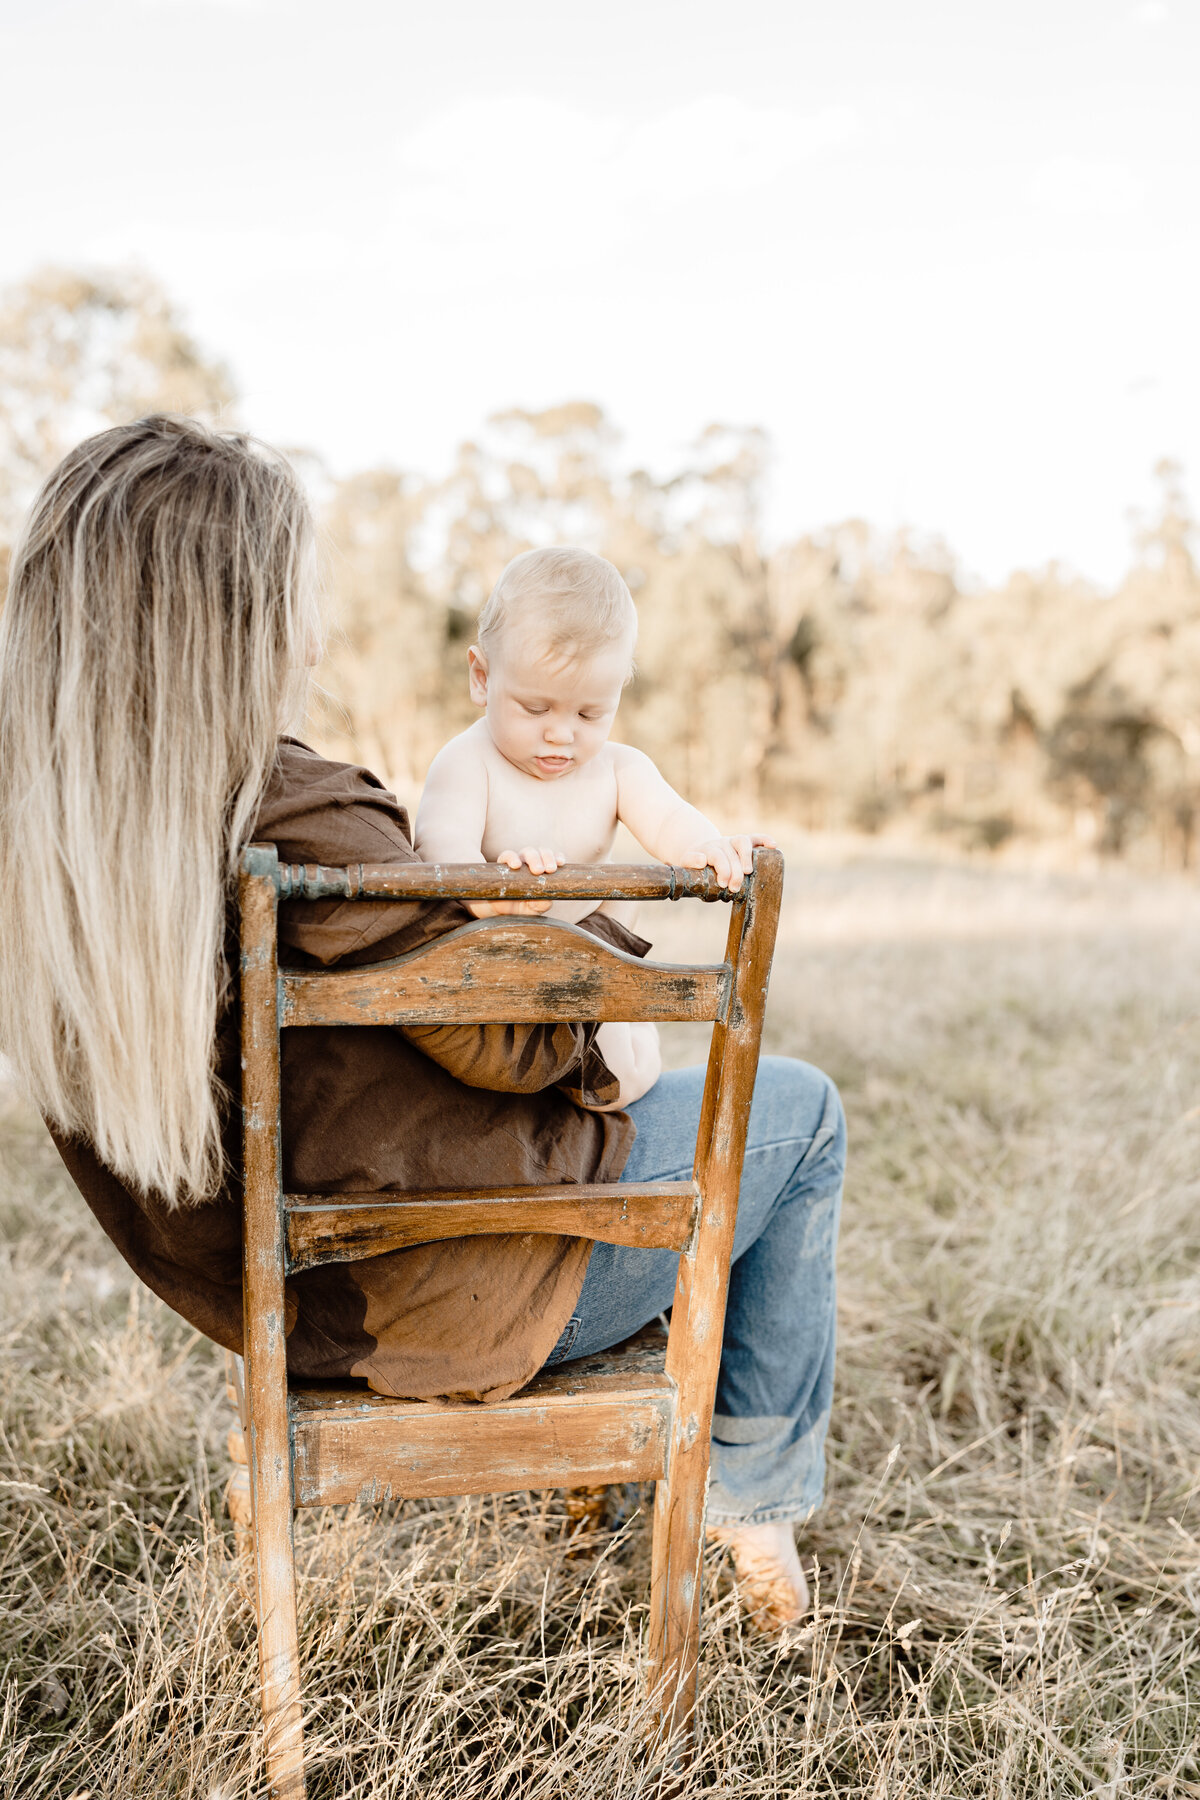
251, 1461, 306, 1800
647, 1457, 706, 1762
239, 859, 305, 1796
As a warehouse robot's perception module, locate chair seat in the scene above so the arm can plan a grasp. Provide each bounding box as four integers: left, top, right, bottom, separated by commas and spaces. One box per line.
289, 1326, 673, 1507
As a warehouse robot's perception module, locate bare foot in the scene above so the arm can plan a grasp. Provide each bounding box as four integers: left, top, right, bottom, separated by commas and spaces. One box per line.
707, 1521, 811, 1634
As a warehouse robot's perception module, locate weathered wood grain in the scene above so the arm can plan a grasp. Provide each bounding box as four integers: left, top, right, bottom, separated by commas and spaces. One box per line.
285, 1180, 699, 1269
291, 1371, 674, 1506
234, 844, 783, 1787
279, 916, 729, 1027
647, 846, 784, 1757
239, 846, 306, 1800
278, 860, 734, 903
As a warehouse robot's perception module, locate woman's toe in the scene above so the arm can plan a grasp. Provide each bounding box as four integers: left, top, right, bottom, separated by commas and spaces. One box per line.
707, 1521, 811, 1634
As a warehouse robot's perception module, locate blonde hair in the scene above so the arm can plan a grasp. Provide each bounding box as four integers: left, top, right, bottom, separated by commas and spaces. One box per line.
477, 547, 636, 663
0, 415, 318, 1204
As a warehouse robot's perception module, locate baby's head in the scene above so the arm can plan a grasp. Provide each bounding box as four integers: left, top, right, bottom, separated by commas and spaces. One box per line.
469, 548, 636, 781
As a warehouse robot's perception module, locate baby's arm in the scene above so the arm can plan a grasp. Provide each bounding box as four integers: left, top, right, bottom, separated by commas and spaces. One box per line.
588, 1021, 662, 1111
415, 737, 555, 917
414, 735, 489, 865
612, 745, 776, 891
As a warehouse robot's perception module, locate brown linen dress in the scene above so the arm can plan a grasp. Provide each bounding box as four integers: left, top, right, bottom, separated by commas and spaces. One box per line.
49, 738, 647, 1402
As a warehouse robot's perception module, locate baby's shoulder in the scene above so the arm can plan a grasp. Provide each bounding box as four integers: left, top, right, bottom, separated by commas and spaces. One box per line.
427, 721, 492, 777
607, 740, 662, 782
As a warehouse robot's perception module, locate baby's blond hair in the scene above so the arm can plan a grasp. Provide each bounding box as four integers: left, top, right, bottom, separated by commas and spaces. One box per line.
477, 547, 636, 664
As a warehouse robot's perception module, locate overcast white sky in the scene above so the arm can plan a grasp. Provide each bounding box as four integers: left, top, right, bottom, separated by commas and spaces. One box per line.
0, 0, 1196, 584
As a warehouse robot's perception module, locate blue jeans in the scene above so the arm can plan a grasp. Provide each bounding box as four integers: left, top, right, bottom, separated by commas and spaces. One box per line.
544, 1056, 845, 1525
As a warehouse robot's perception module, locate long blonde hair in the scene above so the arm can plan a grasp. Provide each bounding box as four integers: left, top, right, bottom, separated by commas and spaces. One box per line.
0, 415, 318, 1203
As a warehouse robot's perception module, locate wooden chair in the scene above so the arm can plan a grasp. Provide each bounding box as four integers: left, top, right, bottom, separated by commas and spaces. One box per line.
234, 844, 783, 1799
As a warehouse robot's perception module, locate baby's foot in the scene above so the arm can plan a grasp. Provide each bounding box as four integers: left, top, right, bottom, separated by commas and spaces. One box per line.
706, 1520, 811, 1634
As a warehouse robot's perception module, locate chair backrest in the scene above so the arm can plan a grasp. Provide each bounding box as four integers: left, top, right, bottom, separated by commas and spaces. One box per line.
235, 848, 784, 1777
279, 914, 727, 1025
238, 846, 783, 1295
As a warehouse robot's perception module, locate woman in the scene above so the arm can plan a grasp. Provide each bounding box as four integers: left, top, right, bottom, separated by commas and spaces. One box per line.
0, 416, 844, 1627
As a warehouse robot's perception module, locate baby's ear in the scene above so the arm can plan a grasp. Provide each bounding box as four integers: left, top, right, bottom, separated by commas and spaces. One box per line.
467, 644, 489, 706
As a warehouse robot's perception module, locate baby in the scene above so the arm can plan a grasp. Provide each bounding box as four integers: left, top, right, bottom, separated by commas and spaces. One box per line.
414, 547, 775, 1110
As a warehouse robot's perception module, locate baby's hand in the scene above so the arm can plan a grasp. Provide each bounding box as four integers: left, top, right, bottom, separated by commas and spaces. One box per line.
497, 846, 566, 876
680, 833, 777, 893
467, 846, 566, 918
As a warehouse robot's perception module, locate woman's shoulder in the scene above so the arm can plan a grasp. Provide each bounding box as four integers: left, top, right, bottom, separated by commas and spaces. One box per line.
255, 737, 418, 866
271, 735, 397, 799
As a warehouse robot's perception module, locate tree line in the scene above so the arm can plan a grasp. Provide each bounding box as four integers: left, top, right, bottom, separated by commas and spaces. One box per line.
3, 267, 1197, 864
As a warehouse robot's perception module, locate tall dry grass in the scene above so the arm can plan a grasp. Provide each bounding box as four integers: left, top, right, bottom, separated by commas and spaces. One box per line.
3, 848, 1200, 1797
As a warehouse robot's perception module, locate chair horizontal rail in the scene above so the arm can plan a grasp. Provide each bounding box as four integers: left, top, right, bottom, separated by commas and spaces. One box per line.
276, 860, 737, 903
285, 1180, 699, 1270
290, 1370, 674, 1505
280, 916, 729, 1027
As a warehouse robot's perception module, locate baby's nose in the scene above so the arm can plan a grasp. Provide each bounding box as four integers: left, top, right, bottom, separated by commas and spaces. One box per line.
544, 720, 574, 744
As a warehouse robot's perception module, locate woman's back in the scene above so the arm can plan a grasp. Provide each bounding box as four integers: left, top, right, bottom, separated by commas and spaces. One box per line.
0, 418, 633, 1401
0, 415, 315, 1200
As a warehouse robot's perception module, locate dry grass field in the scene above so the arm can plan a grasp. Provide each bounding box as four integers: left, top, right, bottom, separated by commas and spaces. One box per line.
3, 846, 1200, 1798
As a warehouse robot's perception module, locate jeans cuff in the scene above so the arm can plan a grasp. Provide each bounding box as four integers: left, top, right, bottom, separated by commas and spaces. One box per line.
707, 1501, 820, 1527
